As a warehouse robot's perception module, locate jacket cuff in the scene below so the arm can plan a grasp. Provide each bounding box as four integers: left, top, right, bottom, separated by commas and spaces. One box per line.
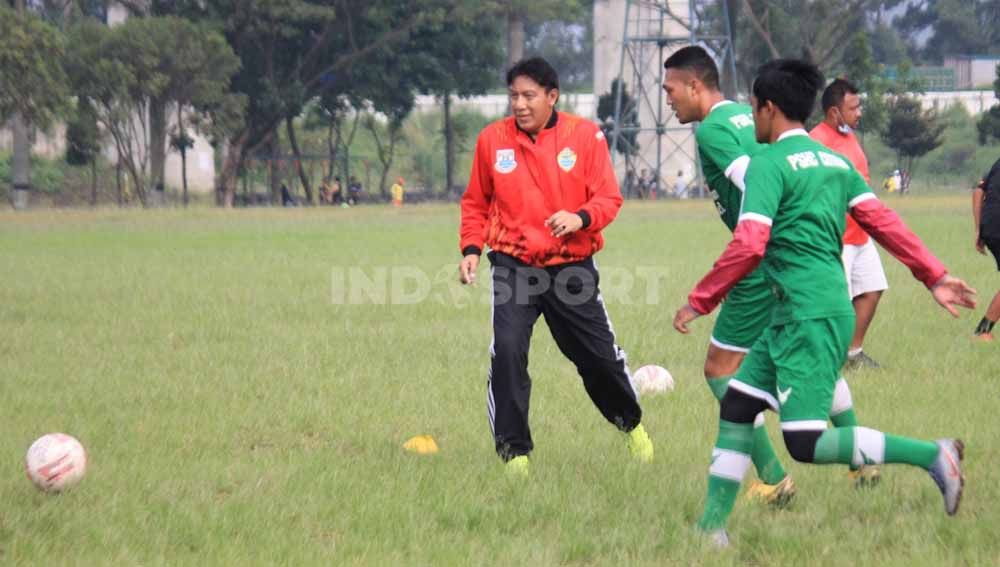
576, 210, 592, 230
462, 245, 482, 257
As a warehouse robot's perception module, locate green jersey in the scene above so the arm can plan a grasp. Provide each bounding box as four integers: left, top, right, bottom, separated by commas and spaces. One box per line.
695, 101, 764, 231
739, 130, 872, 325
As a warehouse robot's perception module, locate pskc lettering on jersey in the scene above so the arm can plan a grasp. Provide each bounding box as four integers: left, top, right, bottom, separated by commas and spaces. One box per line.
728, 114, 754, 129
787, 150, 850, 172
817, 151, 849, 169
787, 151, 820, 171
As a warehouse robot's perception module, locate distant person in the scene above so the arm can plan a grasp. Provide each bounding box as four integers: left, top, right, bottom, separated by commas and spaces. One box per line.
811, 78, 889, 372
891, 169, 902, 193
883, 173, 897, 193
280, 183, 295, 207
458, 56, 653, 477
320, 178, 334, 204
973, 162, 1000, 341
391, 177, 405, 207
348, 176, 362, 205
674, 170, 689, 199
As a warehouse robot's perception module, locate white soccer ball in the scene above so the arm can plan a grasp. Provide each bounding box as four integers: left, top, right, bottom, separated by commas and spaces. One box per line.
26, 433, 87, 493
632, 364, 675, 396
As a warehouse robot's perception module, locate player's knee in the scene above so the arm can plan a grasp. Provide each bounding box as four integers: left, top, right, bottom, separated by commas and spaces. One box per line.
704, 350, 741, 379
719, 388, 768, 424
782, 430, 824, 463
491, 334, 526, 361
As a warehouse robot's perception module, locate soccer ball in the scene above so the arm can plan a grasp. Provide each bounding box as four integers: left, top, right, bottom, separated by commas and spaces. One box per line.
632, 365, 675, 396
26, 433, 87, 493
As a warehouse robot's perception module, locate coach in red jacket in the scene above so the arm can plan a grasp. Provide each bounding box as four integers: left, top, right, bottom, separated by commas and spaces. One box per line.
458, 58, 653, 473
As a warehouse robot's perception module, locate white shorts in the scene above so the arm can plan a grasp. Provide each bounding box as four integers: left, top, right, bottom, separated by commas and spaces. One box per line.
842, 239, 889, 299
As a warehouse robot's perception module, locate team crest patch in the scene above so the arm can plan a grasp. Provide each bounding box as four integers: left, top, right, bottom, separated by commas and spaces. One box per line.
557, 147, 577, 172
495, 149, 517, 174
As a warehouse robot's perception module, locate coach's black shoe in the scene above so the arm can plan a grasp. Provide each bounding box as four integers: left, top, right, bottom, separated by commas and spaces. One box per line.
845, 351, 881, 370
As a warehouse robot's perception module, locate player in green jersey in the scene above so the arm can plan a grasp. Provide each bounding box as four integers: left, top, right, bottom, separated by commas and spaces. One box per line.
662, 46, 871, 504
672, 58, 976, 547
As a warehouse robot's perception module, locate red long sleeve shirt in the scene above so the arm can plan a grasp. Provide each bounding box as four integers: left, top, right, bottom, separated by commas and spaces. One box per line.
688, 198, 946, 315
459, 112, 622, 267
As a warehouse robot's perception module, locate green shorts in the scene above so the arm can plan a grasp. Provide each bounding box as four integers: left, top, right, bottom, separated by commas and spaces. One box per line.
727, 316, 854, 427
711, 270, 775, 352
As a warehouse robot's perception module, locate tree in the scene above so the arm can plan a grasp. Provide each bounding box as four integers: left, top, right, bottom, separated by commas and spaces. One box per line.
407, 12, 504, 194
0, 3, 68, 209
173, 0, 470, 207
169, 119, 195, 206
724, 1, 885, 88
65, 98, 102, 206
976, 63, 1000, 145
0, 5, 67, 126
523, 11, 592, 91
896, 0, 1000, 64
64, 17, 240, 206
880, 95, 944, 180
597, 79, 638, 158
499, 0, 585, 70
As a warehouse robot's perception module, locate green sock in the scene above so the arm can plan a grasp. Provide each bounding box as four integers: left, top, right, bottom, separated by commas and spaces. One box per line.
698, 420, 753, 531
752, 418, 787, 484
830, 408, 858, 428
813, 426, 939, 469
705, 376, 730, 402
707, 376, 786, 485
884, 434, 939, 468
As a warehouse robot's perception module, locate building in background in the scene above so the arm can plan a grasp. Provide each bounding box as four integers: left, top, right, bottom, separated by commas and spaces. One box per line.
944, 55, 1000, 90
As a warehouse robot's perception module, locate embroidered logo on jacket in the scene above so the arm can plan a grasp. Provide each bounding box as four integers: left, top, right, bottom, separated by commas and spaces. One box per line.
557, 147, 577, 172
495, 149, 517, 174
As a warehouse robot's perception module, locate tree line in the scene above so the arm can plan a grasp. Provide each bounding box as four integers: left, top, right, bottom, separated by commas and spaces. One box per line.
1, 0, 591, 208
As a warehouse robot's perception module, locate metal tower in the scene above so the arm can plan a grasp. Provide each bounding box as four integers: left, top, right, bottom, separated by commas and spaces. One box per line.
609, 0, 738, 198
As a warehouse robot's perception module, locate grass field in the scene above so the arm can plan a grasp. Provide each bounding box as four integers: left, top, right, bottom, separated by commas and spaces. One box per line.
0, 196, 997, 566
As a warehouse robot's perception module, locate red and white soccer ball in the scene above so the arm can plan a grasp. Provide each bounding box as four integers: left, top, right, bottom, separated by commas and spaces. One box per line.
633, 365, 675, 396
25, 433, 87, 493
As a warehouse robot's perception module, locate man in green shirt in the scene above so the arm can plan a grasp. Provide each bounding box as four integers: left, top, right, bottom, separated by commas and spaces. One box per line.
663, 46, 870, 504
673, 58, 976, 547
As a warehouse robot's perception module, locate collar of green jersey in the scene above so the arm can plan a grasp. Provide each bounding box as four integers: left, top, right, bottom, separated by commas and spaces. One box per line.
777, 128, 809, 141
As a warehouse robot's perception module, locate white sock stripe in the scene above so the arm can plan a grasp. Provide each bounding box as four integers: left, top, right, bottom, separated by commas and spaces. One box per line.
727, 379, 779, 411
487, 265, 496, 436
830, 377, 853, 416
780, 420, 828, 432
753, 413, 766, 428
486, 372, 496, 436
709, 448, 752, 482
852, 427, 885, 467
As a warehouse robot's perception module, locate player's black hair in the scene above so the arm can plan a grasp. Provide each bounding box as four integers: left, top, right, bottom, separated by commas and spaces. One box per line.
752, 59, 825, 122
506, 57, 559, 91
821, 78, 859, 111
663, 46, 720, 89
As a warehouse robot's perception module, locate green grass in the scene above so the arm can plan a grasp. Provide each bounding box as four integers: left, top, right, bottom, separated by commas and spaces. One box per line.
0, 196, 997, 565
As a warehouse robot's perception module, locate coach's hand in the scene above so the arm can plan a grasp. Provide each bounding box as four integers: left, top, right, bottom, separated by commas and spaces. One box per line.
459, 254, 480, 285
673, 304, 702, 334
546, 210, 583, 238
931, 275, 977, 317
976, 234, 986, 255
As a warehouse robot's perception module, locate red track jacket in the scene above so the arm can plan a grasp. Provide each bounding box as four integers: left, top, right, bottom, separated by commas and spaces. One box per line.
459, 112, 622, 267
